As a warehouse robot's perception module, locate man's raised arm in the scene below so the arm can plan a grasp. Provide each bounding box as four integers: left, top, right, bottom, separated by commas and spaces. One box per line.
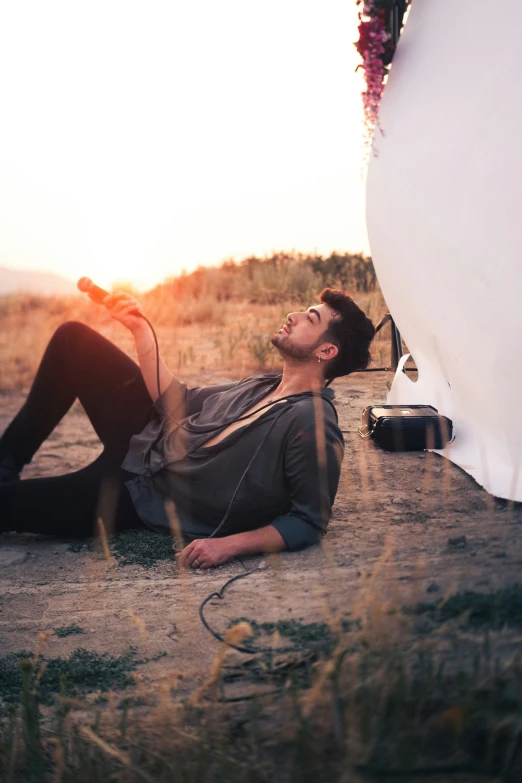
130, 318, 175, 403
102, 292, 176, 403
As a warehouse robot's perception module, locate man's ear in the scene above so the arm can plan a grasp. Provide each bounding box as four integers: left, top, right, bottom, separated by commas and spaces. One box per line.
320, 343, 338, 361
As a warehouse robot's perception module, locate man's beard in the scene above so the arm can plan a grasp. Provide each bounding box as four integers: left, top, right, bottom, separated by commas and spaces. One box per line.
271, 332, 320, 361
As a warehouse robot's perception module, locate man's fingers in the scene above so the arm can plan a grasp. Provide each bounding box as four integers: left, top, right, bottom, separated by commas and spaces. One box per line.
103, 293, 139, 310
102, 293, 123, 306
186, 543, 209, 568
192, 555, 211, 569
186, 549, 202, 567
113, 303, 141, 318
177, 542, 197, 567
176, 541, 218, 570
111, 300, 139, 314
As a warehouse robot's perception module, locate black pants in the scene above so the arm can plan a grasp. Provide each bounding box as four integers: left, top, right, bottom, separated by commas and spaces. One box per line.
0, 321, 154, 538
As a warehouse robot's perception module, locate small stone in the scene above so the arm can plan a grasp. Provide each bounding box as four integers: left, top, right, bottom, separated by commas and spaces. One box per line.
448, 535, 467, 548
0, 549, 29, 566
257, 561, 268, 570
415, 487, 422, 493
53, 543, 70, 554
427, 582, 440, 593
392, 497, 402, 504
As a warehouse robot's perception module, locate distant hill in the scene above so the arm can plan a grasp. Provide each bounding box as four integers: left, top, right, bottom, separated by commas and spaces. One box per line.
0, 267, 77, 296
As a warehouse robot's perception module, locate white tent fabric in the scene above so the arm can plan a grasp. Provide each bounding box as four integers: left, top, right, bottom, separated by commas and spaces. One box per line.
366, 0, 522, 500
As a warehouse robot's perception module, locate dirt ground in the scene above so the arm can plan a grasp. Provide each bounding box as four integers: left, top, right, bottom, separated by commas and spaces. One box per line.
2, 370, 522, 699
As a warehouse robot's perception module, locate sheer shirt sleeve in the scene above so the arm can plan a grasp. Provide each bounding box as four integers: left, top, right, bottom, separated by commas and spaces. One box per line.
269, 418, 344, 551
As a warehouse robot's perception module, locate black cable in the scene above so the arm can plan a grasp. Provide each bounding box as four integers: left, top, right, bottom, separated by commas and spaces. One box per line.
138, 314, 162, 403
198, 560, 305, 656
207, 409, 291, 539
198, 560, 325, 703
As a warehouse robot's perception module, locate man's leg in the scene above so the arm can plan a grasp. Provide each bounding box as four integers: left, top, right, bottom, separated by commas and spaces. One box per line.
0, 321, 155, 475
0, 451, 144, 537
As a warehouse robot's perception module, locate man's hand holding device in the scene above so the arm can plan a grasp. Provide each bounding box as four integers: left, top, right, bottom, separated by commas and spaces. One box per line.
77, 277, 144, 333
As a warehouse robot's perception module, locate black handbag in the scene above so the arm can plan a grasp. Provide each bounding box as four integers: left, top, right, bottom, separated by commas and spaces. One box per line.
359, 404, 453, 451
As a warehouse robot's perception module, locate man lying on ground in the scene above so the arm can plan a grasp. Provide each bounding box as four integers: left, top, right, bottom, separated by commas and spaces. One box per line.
0, 289, 375, 569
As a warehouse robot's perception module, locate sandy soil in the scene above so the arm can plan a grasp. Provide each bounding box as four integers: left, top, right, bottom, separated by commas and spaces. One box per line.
2, 371, 522, 699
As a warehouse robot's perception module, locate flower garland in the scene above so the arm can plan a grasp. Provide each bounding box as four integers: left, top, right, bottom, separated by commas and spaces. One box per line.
355, 0, 410, 157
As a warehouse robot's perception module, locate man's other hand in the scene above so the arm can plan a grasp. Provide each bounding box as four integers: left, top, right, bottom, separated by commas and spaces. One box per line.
176, 538, 234, 569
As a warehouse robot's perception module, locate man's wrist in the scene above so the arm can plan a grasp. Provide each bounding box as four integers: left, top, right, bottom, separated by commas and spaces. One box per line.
219, 527, 286, 558
132, 323, 156, 355
222, 535, 240, 559
131, 321, 152, 340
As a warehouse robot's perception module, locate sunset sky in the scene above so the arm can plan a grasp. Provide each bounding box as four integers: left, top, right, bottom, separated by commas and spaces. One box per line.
0, 0, 369, 291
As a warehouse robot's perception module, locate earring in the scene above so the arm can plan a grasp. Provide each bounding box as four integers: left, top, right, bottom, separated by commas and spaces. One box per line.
317, 356, 321, 363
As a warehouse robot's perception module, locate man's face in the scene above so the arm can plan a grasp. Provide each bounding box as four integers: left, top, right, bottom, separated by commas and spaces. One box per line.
271, 302, 338, 360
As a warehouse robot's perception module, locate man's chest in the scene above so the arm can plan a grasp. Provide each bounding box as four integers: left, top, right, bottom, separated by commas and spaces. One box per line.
200, 395, 287, 449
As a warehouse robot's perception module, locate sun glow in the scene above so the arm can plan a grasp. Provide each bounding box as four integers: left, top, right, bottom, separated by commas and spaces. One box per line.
0, 0, 369, 292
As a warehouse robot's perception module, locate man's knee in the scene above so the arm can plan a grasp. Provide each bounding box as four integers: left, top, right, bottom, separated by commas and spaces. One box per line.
52, 321, 98, 349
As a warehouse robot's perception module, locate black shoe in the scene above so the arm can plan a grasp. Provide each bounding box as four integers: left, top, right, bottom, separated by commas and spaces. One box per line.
0, 456, 20, 484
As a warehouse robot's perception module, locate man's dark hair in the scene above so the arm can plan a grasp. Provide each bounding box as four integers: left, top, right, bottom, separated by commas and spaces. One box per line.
319, 288, 375, 380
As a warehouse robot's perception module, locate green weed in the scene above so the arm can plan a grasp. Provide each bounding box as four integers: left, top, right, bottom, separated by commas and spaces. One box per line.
0, 647, 139, 708
53, 625, 85, 638
248, 334, 272, 368
68, 529, 174, 569
414, 584, 522, 629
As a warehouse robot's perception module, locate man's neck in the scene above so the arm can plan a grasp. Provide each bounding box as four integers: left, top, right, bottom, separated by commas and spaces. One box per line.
272, 362, 326, 398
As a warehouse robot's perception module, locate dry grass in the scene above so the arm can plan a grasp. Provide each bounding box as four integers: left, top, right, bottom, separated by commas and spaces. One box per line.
0, 287, 393, 393
3, 560, 522, 781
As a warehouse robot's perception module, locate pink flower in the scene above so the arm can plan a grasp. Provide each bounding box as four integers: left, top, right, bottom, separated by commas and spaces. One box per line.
354, 0, 404, 160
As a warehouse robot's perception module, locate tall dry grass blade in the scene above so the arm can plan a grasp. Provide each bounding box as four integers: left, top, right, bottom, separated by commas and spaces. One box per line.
80, 726, 154, 783
312, 382, 342, 619
164, 498, 184, 554
477, 435, 495, 513
32, 630, 53, 664
189, 621, 254, 705
95, 477, 120, 539
422, 432, 435, 498
357, 438, 374, 514
164, 498, 194, 608
95, 516, 116, 578
126, 609, 149, 640
508, 461, 521, 517
440, 418, 453, 511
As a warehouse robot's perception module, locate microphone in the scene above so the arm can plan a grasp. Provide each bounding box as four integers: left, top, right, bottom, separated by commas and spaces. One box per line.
77, 277, 109, 304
